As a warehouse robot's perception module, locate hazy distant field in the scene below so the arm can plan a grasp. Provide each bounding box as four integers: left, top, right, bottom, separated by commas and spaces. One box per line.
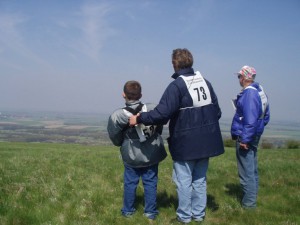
0, 111, 111, 145
219, 118, 300, 141
0, 142, 299, 225
1, 111, 299, 148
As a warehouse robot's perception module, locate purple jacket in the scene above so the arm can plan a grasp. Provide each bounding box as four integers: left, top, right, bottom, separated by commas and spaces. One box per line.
231, 82, 270, 144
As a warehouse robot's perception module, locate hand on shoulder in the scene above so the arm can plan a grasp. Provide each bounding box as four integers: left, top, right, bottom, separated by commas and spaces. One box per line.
129, 113, 139, 126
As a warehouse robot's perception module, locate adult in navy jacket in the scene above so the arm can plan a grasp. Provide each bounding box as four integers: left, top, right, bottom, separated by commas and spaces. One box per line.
129, 48, 224, 223
231, 65, 270, 209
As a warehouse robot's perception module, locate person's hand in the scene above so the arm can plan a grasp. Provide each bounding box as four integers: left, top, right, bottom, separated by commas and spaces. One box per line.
129, 114, 139, 126
240, 142, 249, 150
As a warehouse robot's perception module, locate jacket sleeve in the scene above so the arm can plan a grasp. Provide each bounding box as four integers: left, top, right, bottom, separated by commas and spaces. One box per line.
138, 83, 181, 125
240, 89, 261, 143
107, 110, 128, 146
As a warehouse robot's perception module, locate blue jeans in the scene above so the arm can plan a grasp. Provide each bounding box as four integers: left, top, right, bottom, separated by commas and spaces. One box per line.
122, 163, 159, 218
236, 136, 260, 208
172, 159, 209, 223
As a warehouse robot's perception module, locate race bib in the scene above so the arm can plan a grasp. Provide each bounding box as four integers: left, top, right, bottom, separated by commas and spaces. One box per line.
245, 85, 268, 118
123, 104, 157, 142
179, 71, 212, 108
258, 87, 268, 118
139, 105, 157, 139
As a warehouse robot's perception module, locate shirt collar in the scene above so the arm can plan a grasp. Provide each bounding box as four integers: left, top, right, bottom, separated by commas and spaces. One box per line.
125, 100, 141, 107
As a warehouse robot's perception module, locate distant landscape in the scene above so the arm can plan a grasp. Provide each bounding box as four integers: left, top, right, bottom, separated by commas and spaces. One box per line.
0, 111, 110, 146
0, 110, 299, 149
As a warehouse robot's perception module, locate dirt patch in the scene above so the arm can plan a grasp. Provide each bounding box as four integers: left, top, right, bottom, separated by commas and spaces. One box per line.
42, 120, 64, 129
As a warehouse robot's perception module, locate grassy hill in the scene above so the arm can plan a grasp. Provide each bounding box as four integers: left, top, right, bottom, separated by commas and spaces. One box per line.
0, 142, 299, 225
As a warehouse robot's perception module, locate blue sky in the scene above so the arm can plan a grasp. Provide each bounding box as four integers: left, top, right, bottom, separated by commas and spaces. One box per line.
1, 0, 300, 122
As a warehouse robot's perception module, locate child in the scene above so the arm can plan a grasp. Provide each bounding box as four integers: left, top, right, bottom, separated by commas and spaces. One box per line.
107, 80, 167, 220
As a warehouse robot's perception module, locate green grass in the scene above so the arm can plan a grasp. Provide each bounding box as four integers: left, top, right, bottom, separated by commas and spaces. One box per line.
0, 142, 299, 225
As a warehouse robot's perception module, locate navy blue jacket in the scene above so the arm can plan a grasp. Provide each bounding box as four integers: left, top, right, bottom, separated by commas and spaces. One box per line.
137, 68, 224, 161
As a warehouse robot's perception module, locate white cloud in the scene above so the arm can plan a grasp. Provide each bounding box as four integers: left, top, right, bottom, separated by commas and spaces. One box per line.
0, 2, 117, 72
0, 13, 26, 47
0, 12, 51, 71
58, 2, 116, 62
81, 3, 111, 60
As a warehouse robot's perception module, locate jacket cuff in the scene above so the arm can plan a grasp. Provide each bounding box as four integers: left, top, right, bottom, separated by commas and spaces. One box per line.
137, 114, 142, 124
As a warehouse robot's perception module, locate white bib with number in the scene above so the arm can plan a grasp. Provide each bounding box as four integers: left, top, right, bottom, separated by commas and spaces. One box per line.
179, 71, 212, 109
245, 85, 268, 118
123, 104, 157, 142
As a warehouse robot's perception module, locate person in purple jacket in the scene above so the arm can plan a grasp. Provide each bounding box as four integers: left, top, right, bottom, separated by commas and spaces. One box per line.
231, 65, 270, 209
129, 48, 224, 223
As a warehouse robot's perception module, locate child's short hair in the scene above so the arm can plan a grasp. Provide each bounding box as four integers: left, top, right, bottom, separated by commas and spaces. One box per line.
123, 80, 142, 100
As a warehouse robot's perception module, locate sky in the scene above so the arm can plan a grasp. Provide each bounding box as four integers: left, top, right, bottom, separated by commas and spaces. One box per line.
1, 0, 300, 122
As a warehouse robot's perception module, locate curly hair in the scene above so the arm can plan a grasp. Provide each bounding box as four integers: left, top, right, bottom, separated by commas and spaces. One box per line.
172, 48, 193, 72
123, 80, 142, 100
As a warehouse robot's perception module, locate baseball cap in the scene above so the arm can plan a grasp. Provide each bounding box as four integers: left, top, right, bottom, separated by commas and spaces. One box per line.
236, 65, 256, 80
